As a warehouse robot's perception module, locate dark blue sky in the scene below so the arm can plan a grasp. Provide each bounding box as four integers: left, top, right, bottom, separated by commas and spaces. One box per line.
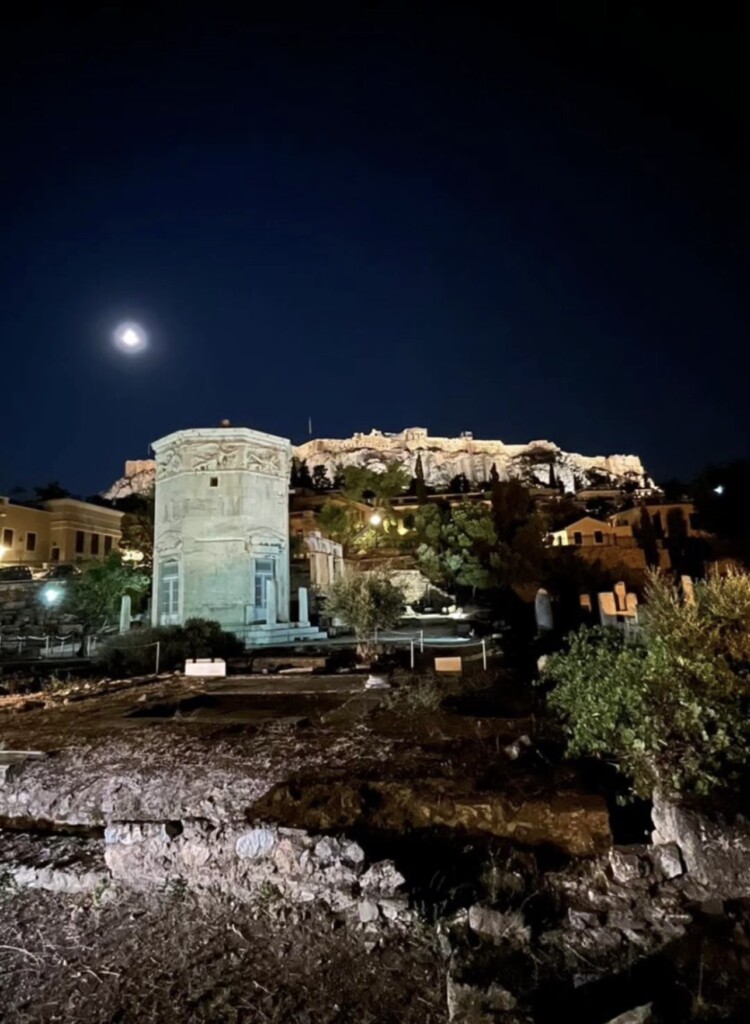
1, 5, 747, 496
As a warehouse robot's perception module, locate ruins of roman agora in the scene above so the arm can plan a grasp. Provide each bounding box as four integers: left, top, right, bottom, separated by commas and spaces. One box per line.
2, 422, 750, 1020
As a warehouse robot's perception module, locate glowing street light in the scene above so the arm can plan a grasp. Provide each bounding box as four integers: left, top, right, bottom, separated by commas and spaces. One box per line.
42, 586, 62, 606
713, 485, 725, 496
369, 513, 382, 526
114, 321, 147, 353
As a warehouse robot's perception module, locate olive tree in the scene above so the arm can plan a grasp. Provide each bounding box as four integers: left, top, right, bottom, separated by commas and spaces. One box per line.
325, 572, 405, 661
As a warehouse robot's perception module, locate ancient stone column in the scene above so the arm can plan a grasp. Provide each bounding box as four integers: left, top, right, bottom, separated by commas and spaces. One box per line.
298, 586, 310, 627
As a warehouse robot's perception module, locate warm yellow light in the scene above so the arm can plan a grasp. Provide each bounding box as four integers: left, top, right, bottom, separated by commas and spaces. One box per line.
369, 513, 382, 526
121, 548, 145, 563
0, 545, 6, 560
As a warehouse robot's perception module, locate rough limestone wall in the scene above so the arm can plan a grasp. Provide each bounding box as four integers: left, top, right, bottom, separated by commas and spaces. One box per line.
103, 431, 651, 498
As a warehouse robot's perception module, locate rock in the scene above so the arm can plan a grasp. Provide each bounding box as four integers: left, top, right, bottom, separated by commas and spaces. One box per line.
604, 1005, 654, 1024
567, 908, 601, 931
313, 836, 340, 864
360, 860, 405, 895
608, 847, 650, 884
357, 899, 379, 923
340, 839, 365, 866
0, 750, 46, 786
699, 898, 725, 917
378, 896, 409, 921
652, 792, 750, 897
446, 976, 518, 1022
651, 842, 684, 880
235, 828, 277, 860
503, 735, 532, 761
273, 837, 301, 876
468, 905, 530, 945
364, 675, 390, 690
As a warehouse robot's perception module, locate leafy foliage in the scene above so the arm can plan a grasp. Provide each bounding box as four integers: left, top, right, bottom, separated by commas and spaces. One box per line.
118, 488, 155, 565
414, 482, 546, 596
96, 618, 244, 677
67, 554, 150, 632
317, 502, 361, 547
542, 569, 750, 797
339, 463, 410, 505
326, 572, 405, 658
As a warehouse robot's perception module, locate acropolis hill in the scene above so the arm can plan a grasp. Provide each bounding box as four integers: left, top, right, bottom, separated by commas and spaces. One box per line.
104, 427, 651, 499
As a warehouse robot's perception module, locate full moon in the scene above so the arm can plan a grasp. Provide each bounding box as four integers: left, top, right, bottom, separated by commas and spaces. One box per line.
114, 321, 147, 353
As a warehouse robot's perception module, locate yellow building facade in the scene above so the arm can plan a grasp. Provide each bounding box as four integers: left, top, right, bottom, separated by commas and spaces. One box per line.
0, 496, 123, 565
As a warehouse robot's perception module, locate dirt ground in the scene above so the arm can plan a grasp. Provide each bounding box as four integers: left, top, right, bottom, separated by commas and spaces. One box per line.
0, 886, 446, 1024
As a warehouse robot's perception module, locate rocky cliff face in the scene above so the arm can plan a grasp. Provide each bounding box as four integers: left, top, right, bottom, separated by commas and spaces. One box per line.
104, 428, 652, 498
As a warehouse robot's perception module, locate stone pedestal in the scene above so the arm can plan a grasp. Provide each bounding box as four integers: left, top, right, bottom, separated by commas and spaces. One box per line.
534, 589, 553, 633
298, 586, 310, 627
119, 594, 132, 634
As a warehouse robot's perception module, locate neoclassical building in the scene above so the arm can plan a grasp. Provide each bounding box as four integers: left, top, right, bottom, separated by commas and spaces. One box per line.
151, 424, 325, 644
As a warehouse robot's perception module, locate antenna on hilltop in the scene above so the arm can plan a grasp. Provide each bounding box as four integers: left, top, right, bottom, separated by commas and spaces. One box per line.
308, 416, 312, 437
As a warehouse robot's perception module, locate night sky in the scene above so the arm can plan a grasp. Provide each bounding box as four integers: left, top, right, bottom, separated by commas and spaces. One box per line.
1, 5, 747, 497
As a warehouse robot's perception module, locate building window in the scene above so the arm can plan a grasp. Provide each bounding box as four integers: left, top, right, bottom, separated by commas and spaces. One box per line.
594, 531, 603, 544
51, 547, 60, 562
254, 558, 275, 611
26, 532, 37, 552
2, 528, 12, 548
90, 533, 100, 555
75, 531, 85, 553
573, 532, 583, 545
104, 536, 113, 554
159, 562, 180, 625
209, 477, 219, 487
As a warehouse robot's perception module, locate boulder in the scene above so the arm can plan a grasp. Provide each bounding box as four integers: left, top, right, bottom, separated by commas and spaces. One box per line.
468, 905, 530, 945
652, 792, 750, 898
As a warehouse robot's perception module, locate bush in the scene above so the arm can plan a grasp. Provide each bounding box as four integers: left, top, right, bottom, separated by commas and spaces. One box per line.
96, 618, 244, 677
541, 569, 750, 798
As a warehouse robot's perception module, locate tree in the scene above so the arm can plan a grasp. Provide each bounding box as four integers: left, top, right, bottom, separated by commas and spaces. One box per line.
34, 481, 71, 501
634, 506, 660, 567
542, 569, 750, 798
311, 464, 331, 491
325, 572, 405, 660
290, 458, 313, 489
68, 553, 150, 635
448, 473, 471, 494
414, 453, 428, 505
415, 503, 497, 594
118, 489, 155, 566
317, 501, 360, 548
490, 480, 545, 588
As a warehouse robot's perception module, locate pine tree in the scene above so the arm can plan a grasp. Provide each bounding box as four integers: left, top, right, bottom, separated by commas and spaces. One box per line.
414, 453, 428, 504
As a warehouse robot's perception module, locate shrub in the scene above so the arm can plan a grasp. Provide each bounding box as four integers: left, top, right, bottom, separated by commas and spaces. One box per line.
541, 569, 750, 798
96, 618, 244, 677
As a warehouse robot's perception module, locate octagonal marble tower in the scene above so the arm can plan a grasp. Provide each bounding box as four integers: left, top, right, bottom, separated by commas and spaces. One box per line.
151, 425, 293, 640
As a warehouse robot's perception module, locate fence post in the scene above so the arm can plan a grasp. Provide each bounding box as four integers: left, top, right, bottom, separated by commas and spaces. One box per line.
410, 639, 415, 669
419, 629, 424, 653
155, 641, 161, 676
482, 638, 487, 670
